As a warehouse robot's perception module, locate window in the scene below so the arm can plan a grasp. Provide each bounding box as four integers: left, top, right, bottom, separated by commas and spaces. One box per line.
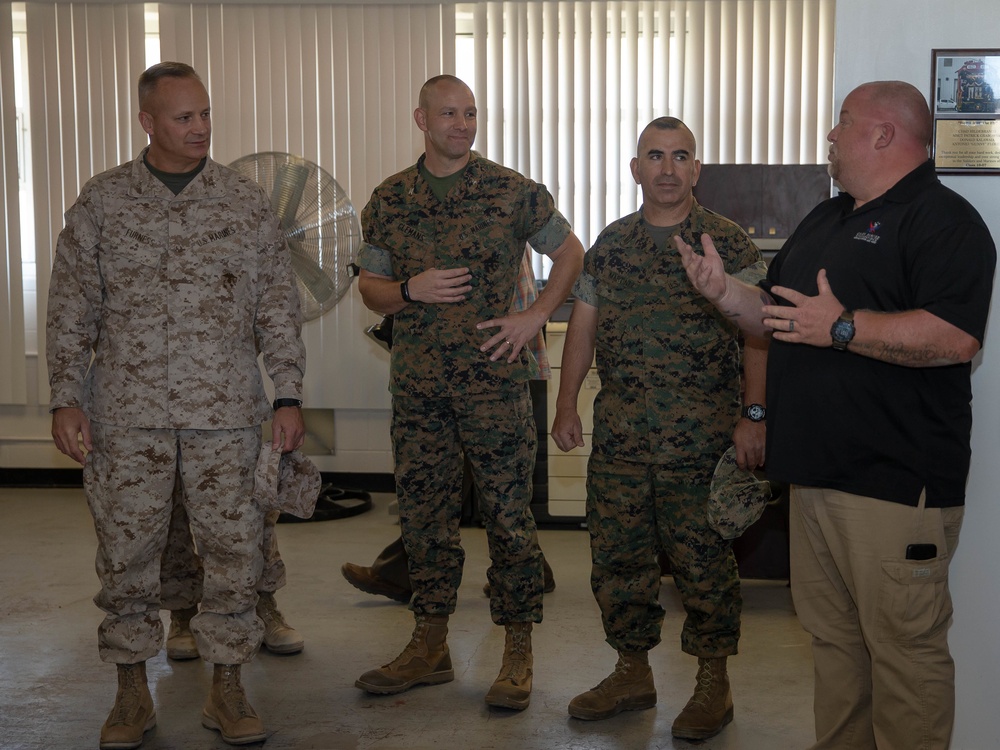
1, 0, 833, 407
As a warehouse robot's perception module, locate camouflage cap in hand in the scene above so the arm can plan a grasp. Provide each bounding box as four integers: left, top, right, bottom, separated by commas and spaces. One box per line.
254, 444, 321, 519
708, 446, 773, 540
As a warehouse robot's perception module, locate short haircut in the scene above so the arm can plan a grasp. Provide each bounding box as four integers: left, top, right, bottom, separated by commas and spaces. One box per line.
638, 116, 697, 156
418, 75, 470, 109
138, 61, 201, 111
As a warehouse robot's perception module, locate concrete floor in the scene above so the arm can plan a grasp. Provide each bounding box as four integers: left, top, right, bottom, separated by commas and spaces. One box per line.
0, 487, 815, 750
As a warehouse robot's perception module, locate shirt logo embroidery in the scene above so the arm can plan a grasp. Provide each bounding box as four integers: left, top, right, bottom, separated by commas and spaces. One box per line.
853, 220, 881, 245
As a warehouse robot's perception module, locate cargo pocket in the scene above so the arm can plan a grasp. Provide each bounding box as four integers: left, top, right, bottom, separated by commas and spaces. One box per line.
875, 556, 952, 643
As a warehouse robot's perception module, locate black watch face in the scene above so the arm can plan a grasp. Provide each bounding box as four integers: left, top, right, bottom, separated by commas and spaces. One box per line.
745, 403, 766, 422
831, 319, 855, 343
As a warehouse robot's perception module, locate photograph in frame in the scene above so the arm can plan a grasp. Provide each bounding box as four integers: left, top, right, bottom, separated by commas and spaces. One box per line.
931, 49, 1000, 174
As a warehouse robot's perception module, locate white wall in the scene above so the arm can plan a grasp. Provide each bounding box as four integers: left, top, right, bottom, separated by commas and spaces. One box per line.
835, 1, 1000, 747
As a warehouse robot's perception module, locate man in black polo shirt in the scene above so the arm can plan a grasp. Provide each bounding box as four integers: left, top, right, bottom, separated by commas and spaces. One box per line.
675, 80, 995, 749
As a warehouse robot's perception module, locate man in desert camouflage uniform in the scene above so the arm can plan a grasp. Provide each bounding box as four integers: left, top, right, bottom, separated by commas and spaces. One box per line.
354, 75, 583, 711
47, 61, 305, 749
551, 116, 768, 740
160, 485, 305, 661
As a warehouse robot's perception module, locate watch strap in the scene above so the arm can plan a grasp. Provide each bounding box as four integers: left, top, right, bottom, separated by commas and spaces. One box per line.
273, 398, 303, 410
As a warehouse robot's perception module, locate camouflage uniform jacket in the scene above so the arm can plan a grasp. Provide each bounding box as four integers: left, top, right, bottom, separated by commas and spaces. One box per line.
580, 200, 765, 464
46, 148, 305, 430
360, 151, 571, 397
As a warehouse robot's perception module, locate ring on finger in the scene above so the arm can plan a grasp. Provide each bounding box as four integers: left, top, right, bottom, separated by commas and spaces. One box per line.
789, 320, 795, 333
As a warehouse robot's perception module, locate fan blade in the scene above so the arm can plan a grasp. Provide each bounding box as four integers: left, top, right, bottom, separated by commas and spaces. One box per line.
271, 161, 311, 230
288, 238, 336, 305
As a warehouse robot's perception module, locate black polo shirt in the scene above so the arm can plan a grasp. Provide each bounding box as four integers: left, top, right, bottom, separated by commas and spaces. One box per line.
763, 160, 995, 507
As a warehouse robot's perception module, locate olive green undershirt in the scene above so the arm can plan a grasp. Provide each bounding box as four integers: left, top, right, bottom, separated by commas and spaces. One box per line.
143, 154, 207, 195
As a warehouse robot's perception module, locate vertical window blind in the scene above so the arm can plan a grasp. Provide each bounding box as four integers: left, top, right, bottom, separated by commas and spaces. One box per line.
461, 0, 836, 275
2, 0, 834, 407
0, 2, 25, 403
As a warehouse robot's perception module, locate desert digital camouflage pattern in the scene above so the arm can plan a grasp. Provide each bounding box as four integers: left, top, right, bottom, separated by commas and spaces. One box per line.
161, 500, 287, 610
86, 423, 264, 665
47, 148, 305, 429
359, 151, 570, 398
47, 148, 305, 665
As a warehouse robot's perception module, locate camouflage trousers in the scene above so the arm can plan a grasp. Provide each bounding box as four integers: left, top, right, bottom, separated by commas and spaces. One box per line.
586, 452, 741, 657
160, 480, 286, 610
84, 422, 265, 665
392, 388, 543, 624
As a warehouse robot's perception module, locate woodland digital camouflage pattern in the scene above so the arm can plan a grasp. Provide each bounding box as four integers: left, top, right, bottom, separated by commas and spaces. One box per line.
587, 455, 741, 655
47, 148, 305, 664
360, 151, 566, 622
577, 200, 765, 656
576, 200, 766, 464
392, 390, 543, 623
359, 151, 570, 398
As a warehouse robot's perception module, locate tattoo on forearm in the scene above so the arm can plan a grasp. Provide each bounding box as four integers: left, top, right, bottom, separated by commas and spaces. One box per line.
852, 340, 961, 367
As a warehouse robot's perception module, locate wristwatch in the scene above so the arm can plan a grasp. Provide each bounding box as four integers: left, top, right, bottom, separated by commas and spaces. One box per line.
830, 310, 856, 351
742, 403, 766, 422
273, 398, 303, 410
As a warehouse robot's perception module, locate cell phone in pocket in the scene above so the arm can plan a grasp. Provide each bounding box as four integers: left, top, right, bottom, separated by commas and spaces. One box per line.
905, 543, 937, 560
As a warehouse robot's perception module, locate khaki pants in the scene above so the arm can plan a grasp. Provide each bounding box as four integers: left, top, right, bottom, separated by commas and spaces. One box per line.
790, 486, 963, 750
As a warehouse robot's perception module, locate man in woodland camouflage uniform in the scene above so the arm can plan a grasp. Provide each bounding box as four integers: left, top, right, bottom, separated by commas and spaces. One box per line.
551, 117, 768, 740
47, 62, 305, 749
354, 74, 583, 711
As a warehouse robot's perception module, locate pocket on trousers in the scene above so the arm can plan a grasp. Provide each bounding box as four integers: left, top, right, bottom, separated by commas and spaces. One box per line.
875, 557, 952, 643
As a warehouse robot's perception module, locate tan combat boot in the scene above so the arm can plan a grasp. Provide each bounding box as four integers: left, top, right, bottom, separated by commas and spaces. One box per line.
201, 664, 266, 745
485, 622, 533, 710
568, 651, 657, 721
165, 606, 199, 661
671, 657, 734, 740
100, 662, 156, 750
355, 614, 454, 694
256, 592, 304, 655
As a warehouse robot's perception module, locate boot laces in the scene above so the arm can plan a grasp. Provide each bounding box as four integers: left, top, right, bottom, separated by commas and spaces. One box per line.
108, 667, 142, 726
592, 657, 636, 693
508, 628, 530, 659
689, 661, 717, 707
383, 622, 431, 669
257, 595, 290, 630
220, 668, 255, 718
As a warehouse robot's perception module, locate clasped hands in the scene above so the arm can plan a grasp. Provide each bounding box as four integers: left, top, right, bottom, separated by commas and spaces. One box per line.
405, 266, 543, 363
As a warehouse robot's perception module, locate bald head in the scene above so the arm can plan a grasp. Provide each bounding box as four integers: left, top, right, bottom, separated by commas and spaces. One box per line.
851, 81, 933, 149
419, 75, 472, 110
827, 80, 933, 205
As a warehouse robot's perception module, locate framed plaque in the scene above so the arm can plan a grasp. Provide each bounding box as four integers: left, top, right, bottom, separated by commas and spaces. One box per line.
931, 49, 1000, 174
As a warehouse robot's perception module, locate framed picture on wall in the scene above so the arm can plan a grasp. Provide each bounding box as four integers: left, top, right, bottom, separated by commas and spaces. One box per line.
931, 49, 1000, 174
